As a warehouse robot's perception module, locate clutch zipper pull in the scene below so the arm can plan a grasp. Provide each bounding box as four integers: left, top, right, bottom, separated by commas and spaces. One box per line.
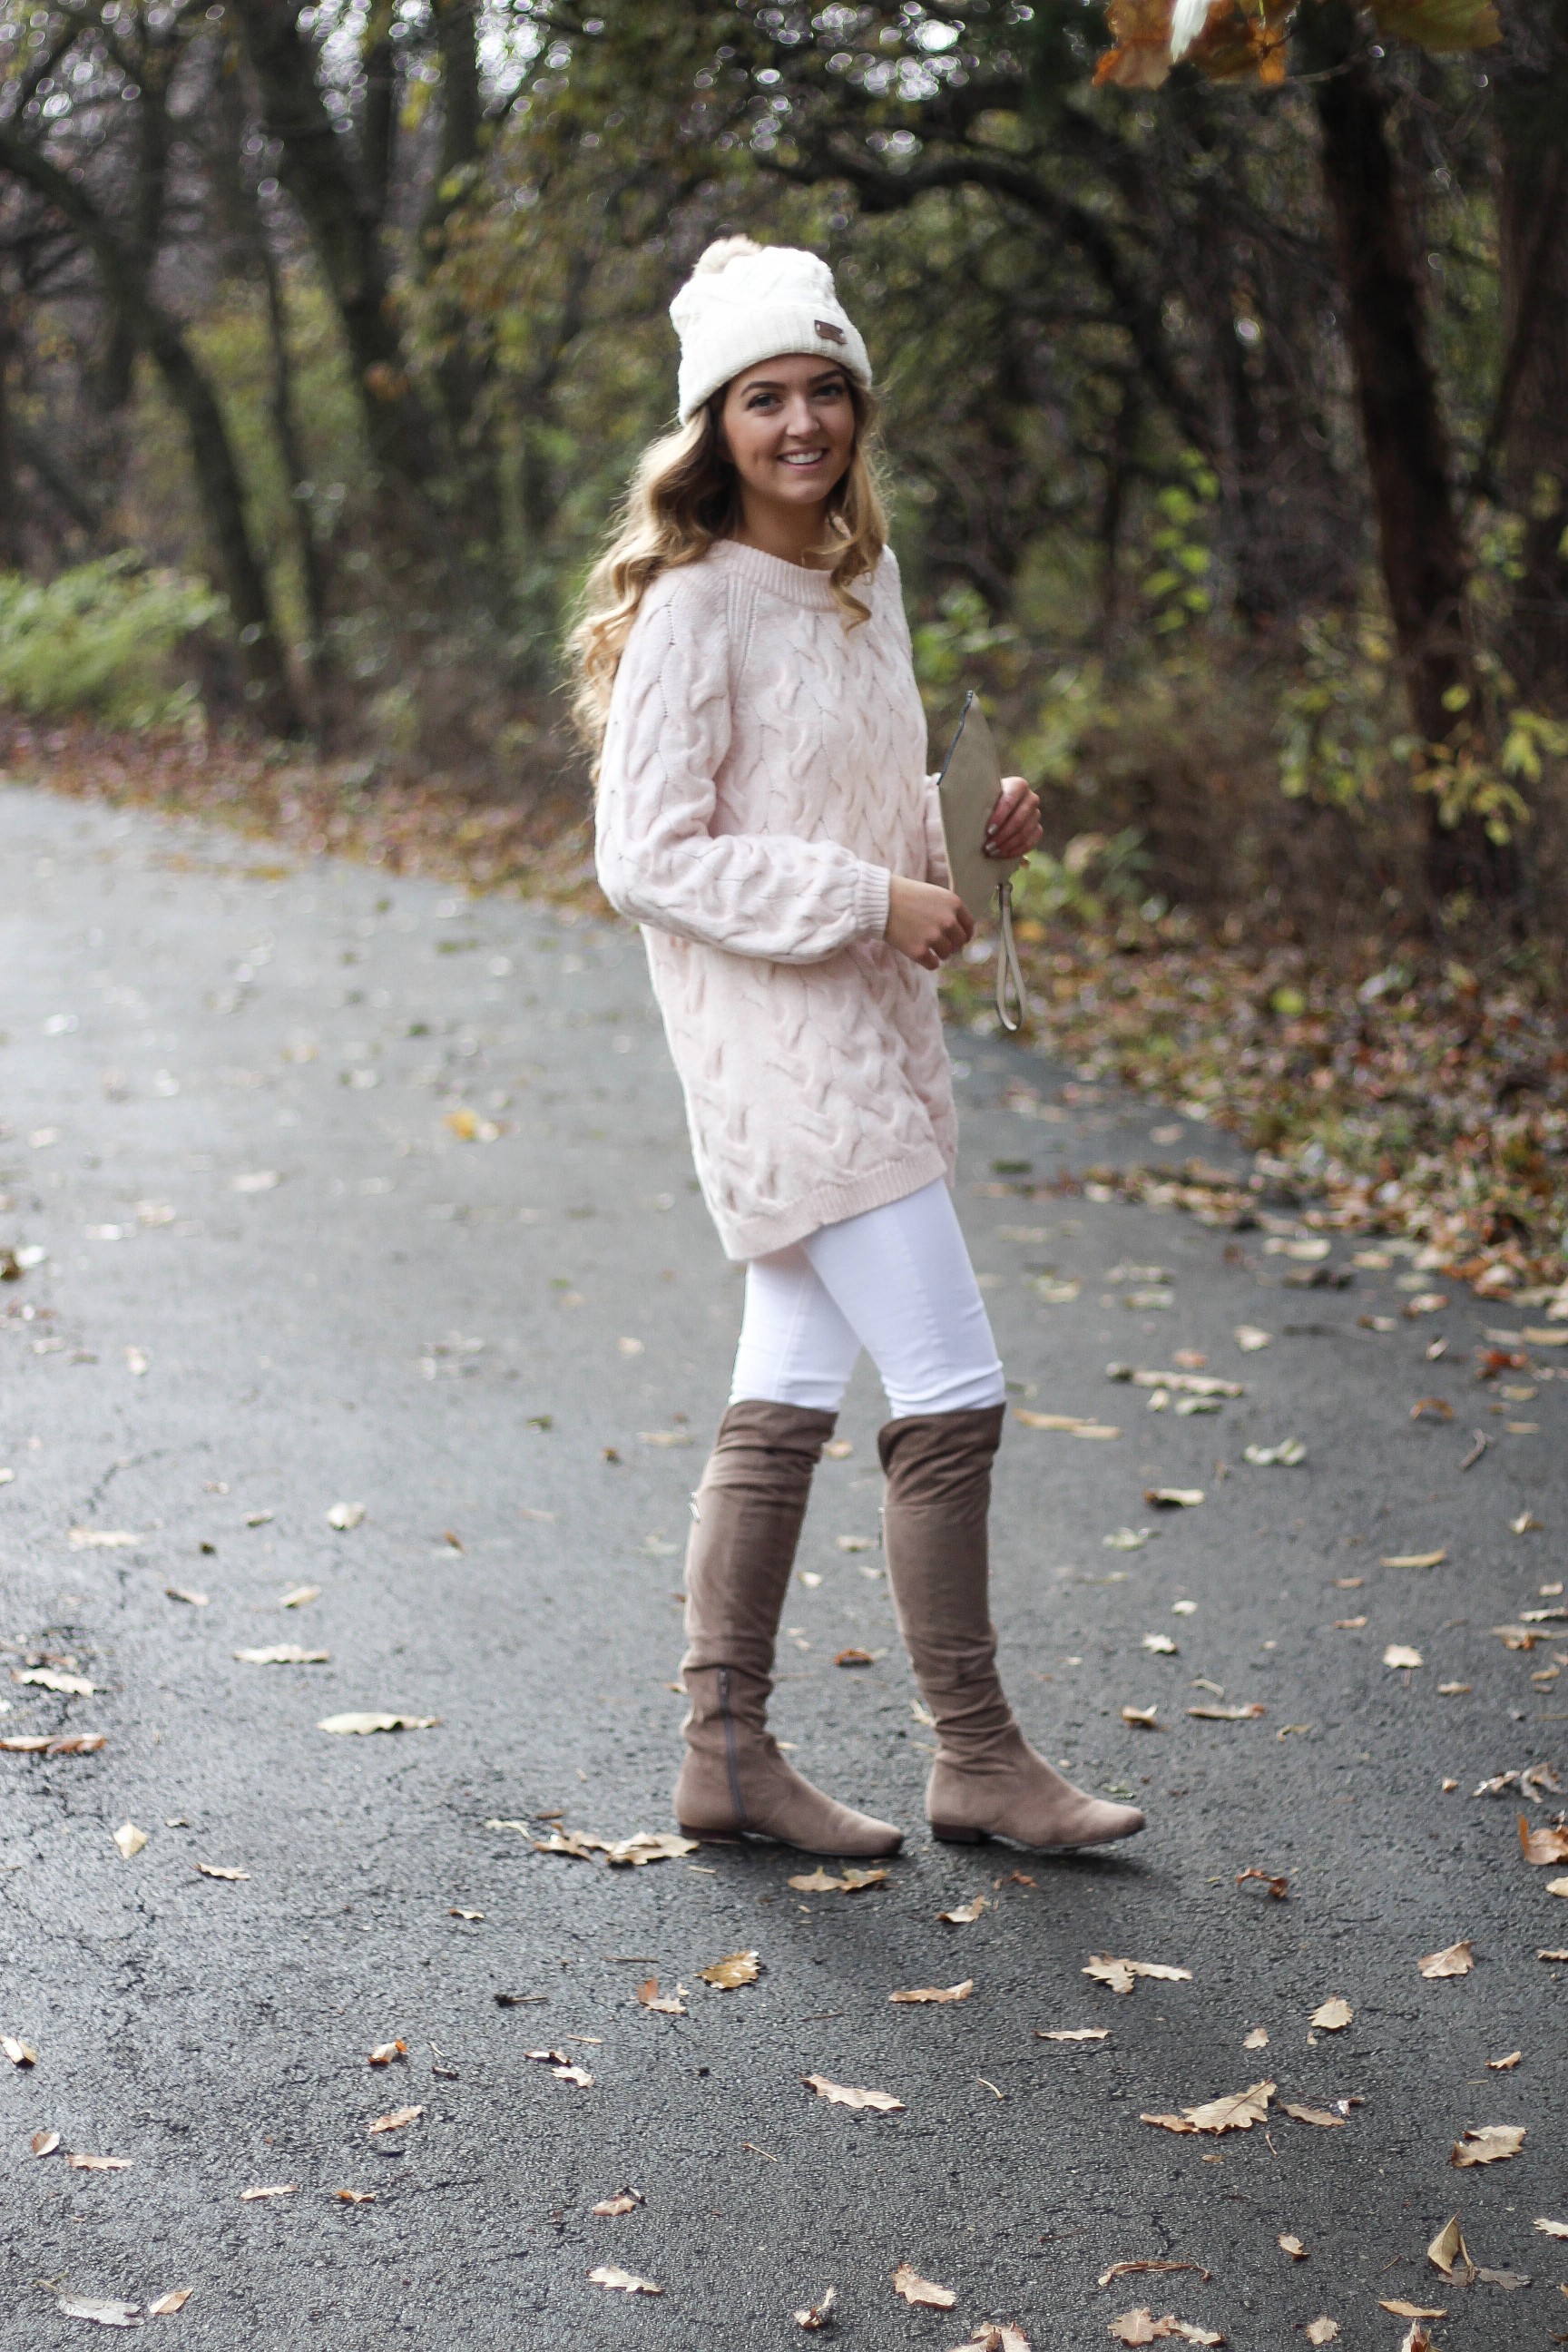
995, 877, 1028, 1034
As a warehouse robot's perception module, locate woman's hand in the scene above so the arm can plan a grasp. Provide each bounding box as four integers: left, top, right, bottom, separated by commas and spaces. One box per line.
885, 875, 975, 969
985, 774, 1042, 860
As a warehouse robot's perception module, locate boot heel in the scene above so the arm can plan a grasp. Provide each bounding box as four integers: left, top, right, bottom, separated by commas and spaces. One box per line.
929, 1821, 985, 1844
677, 1824, 742, 1844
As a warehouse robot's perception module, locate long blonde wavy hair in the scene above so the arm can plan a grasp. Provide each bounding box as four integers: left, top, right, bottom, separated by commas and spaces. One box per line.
569, 376, 887, 757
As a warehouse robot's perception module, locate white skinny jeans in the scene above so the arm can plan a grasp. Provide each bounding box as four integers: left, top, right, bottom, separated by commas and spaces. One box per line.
729, 1177, 1006, 1421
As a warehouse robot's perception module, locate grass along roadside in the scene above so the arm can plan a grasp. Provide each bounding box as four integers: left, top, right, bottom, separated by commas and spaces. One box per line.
5, 711, 1566, 1300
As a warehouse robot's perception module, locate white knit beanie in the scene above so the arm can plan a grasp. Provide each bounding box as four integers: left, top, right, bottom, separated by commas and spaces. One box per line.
669, 237, 872, 424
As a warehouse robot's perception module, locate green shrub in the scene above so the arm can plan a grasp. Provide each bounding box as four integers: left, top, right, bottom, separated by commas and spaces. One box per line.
0, 556, 222, 726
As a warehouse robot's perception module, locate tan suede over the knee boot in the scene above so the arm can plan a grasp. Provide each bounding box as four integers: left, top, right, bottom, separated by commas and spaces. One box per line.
674, 1399, 902, 1857
879, 1406, 1144, 1851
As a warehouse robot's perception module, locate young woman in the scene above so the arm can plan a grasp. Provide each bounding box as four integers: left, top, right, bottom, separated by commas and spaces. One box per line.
573, 237, 1145, 1860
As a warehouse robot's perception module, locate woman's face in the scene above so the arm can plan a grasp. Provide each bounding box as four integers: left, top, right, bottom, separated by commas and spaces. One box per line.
719, 353, 857, 512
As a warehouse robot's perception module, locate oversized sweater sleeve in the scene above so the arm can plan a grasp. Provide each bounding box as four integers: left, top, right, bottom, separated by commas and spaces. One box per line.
594, 573, 892, 964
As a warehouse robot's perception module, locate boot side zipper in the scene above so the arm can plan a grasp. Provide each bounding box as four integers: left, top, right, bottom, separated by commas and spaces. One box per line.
716, 1667, 748, 1827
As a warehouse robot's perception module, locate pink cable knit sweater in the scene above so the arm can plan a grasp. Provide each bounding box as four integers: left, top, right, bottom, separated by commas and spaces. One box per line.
595, 537, 956, 1260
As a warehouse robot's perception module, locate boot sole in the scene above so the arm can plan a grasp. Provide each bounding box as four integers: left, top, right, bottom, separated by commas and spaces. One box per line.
930, 1819, 1145, 1849
679, 1822, 902, 1858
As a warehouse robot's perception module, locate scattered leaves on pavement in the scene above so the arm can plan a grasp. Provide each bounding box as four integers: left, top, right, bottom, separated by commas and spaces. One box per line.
327, 1501, 365, 1530
789, 1867, 888, 1893
890, 1982, 974, 2004
66, 1530, 139, 1552
239, 2182, 297, 2200
1278, 2235, 1307, 2259
279, 1585, 320, 1608
1451, 2123, 1525, 2167
32, 2129, 60, 2156
1141, 2079, 1273, 2135
1037, 2027, 1112, 2042
367, 2041, 407, 2066
1014, 1410, 1122, 1438
804, 2075, 906, 2113
1488, 2049, 1523, 2070
1518, 1815, 1568, 1865
1303, 2324, 1339, 2346
794, 2286, 838, 2330
1309, 1997, 1353, 2031
1426, 2216, 1474, 2279
948, 2326, 1031, 2351
1107, 2312, 1224, 2345
56, 2298, 142, 2328
1236, 1868, 1289, 1899
1242, 2027, 1269, 2050
1243, 1439, 1306, 1466
1381, 2302, 1448, 2319
592, 2190, 644, 2216
146, 2290, 191, 2315
1281, 2102, 1346, 2129
891, 2264, 956, 2308
319, 1713, 439, 1735
1145, 1489, 1204, 1508
15, 1667, 96, 1695
4, 2035, 37, 2066
1380, 1550, 1447, 1569
524, 2050, 593, 2085
66, 2153, 132, 2171
588, 2267, 662, 2295
1122, 1705, 1160, 1729
367, 2106, 423, 2135
113, 1823, 147, 1860
195, 1864, 249, 1881
939, 1896, 989, 1925
1418, 1940, 1475, 1978
698, 1950, 760, 1989
1097, 2263, 1211, 2287
1187, 1702, 1265, 1721
634, 1979, 688, 2015
1084, 1955, 1192, 1994
1383, 1645, 1424, 1670
233, 1644, 329, 1666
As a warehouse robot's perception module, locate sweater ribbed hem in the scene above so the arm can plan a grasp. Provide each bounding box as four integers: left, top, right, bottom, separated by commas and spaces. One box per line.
717, 1143, 952, 1263
707, 536, 844, 609
854, 860, 892, 941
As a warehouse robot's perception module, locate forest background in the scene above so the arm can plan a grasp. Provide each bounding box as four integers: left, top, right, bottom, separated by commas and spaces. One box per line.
3, 0, 1568, 1295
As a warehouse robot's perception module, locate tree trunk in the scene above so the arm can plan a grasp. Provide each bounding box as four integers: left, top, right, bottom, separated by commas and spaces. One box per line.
1492, 0, 1568, 703
0, 291, 22, 569
230, 0, 443, 501
1299, 0, 1513, 903
416, 0, 504, 570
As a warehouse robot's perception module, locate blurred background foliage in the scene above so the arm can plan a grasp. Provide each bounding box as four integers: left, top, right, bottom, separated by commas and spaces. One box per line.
1, 0, 1566, 944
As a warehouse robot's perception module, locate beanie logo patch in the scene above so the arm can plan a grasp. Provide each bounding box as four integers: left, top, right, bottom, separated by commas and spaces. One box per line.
814, 319, 846, 345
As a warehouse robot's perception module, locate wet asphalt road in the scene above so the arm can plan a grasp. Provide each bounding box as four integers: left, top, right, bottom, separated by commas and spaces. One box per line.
1, 780, 1565, 2351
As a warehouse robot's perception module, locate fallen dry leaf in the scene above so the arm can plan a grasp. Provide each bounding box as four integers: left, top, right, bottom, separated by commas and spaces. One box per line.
67, 2153, 132, 2172
1383, 1645, 1424, 1670
1084, 1955, 1192, 1994
1279, 2235, 1307, 2260
164, 1585, 209, 1608
16, 1667, 96, 1695
949, 2328, 1031, 2352
368, 2040, 407, 2066
1243, 1438, 1306, 1466
1518, 1814, 1568, 1865
634, 1978, 688, 2015
3, 2034, 37, 2066
804, 2074, 906, 2113
318, 1712, 439, 1735
56, 2299, 141, 2328
1380, 1549, 1446, 1569
1236, 1867, 1289, 1899
1380, 2302, 1447, 2319
1145, 1488, 1205, 1508
602, 1831, 699, 1865
195, 1863, 249, 1881
699, 1949, 760, 1990
32, 2128, 61, 2156
1309, 1997, 1353, 2031
279, 1584, 319, 1609
1037, 2027, 1112, 2042
1419, 1939, 1475, 1978
113, 1822, 147, 1860
1234, 1325, 1270, 1349
1426, 2215, 1473, 2278
1452, 2122, 1525, 2167
939, 1896, 988, 1924
524, 2047, 593, 2084
336, 2189, 376, 2203
145, 2290, 191, 2316
233, 1644, 329, 1666
1146, 2079, 1274, 2136
367, 2105, 423, 2135
1282, 2102, 1346, 2129
890, 1981, 974, 2005
794, 2285, 838, 2330
588, 2267, 662, 2295
1107, 2314, 1223, 2346
892, 2264, 956, 2308
1534, 2217, 1568, 2238
1097, 2263, 1212, 2288
1187, 1702, 1265, 1721
1303, 2324, 1339, 2347
833, 1647, 876, 1667
1242, 2027, 1269, 2051
592, 2190, 644, 2217
1490, 2049, 1523, 2070
327, 1501, 366, 1530
66, 1529, 140, 1551
239, 2182, 298, 2200
1014, 1409, 1122, 1438
789, 1866, 888, 1893
1122, 1705, 1161, 1730
639, 1429, 693, 1448
449, 1907, 484, 1922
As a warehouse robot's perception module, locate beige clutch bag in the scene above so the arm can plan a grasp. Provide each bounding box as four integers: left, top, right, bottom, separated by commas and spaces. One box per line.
936, 691, 1029, 1033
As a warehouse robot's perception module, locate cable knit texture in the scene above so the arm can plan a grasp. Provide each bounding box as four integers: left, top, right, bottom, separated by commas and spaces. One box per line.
596, 538, 956, 1260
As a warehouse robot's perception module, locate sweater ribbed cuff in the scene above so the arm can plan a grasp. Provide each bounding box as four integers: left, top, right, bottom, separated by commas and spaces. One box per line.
854, 861, 893, 942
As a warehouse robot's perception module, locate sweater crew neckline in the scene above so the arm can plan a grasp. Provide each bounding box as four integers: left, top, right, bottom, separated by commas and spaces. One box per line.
709, 536, 845, 609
